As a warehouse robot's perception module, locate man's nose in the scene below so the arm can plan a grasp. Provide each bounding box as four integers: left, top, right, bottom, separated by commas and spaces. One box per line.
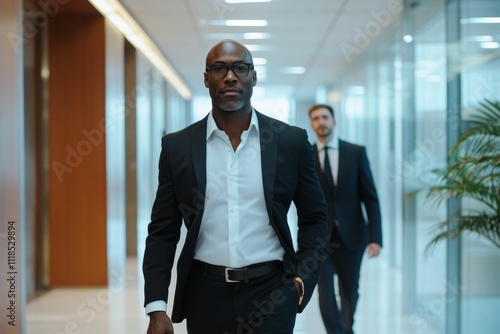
224, 68, 238, 81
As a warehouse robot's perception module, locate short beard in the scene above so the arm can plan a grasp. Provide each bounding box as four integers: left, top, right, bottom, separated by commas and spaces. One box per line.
214, 98, 245, 112
318, 127, 333, 139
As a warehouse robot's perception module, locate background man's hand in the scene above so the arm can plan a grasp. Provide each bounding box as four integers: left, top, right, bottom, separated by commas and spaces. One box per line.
147, 312, 174, 334
367, 243, 381, 258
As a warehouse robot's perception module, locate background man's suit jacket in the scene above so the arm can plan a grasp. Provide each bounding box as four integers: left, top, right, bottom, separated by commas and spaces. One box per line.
313, 140, 382, 251
143, 111, 328, 323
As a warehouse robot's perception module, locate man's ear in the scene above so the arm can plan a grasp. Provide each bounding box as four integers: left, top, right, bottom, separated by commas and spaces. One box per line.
252, 71, 257, 86
204, 72, 209, 88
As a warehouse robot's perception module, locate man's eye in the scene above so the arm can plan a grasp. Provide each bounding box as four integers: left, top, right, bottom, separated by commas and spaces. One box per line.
234, 65, 246, 72
212, 66, 226, 72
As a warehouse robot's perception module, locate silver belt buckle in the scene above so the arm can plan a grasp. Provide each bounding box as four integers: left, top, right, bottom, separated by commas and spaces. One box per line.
224, 267, 239, 283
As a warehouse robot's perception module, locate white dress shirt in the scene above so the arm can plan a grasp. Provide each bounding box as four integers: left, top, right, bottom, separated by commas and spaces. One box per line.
195, 109, 284, 267
316, 136, 339, 184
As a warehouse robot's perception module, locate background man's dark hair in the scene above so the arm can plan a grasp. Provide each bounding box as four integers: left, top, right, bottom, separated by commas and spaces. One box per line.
308, 104, 335, 118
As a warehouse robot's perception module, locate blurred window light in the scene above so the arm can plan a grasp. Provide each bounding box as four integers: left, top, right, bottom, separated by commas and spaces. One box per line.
205, 33, 241, 40
479, 42, 500, 49
280, 67, 305, 74
245, 44, 272, 52
205, 20, 268, 26
243, 32, 272, 39
350, 86, 365, 95
252, 97, 291, 123
253, 58, 268, 65
254, 66, 267, 80
464, 35, 494, 42
41, 68, 50, 79
428, 75, 441, 82
327, 89, 342, 104
461, 17, 500, 24
226, 0, 272, 3
346, 95, 364, 118
226, 20, 268, 26
403, 35, 413, 43
252, 87, 266, 97
192, 97, 212, 122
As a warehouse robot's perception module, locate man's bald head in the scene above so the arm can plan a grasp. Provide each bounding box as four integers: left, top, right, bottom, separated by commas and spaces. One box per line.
205, 40, 253, 66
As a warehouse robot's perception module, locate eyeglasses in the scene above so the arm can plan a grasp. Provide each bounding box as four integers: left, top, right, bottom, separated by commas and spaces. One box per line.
206, 63, 254, 79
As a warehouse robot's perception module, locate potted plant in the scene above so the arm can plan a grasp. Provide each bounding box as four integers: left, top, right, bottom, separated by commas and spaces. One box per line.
423, 99, 499, 251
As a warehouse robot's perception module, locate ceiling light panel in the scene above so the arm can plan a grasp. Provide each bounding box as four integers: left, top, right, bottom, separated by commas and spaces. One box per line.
243, 32, 272, 39
225, 0, 272, 3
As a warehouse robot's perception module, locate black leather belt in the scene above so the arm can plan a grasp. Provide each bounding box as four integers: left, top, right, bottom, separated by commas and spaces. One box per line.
191, 260, 282, 283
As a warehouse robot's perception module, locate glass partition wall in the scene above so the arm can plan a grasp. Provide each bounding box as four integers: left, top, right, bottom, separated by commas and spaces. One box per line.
330, 0, 500, 332
459, 1, 500, 333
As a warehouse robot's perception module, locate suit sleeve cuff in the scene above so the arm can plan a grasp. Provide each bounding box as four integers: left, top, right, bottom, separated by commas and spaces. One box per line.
145, 300, 167, 315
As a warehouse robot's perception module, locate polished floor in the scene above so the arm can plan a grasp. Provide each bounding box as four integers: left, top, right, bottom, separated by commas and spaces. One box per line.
26, 255, 444, 334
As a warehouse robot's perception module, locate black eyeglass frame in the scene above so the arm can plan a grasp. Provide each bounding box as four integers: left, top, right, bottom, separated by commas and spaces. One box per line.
205, 63, 254, 79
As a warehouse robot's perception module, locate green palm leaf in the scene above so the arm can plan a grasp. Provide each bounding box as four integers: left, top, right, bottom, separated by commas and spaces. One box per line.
424, 99, 500, 251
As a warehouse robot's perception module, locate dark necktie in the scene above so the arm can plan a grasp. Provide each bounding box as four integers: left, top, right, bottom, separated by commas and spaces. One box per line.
323, 146, 335, 195
323, 146, 340, 244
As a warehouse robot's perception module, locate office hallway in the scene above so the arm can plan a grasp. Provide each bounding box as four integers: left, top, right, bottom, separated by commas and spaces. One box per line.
26, 255, 441, 334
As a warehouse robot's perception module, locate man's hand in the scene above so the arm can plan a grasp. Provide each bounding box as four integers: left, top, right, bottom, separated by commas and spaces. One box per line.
293, 276, 304, 305
147, 311, 174, 334
367, 243, 381, 258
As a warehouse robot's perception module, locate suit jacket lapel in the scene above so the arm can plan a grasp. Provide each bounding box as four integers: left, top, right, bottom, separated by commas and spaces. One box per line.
175, 116, 208, 301
337, 139, 346, 191
191, 116, 208, 206
313, 143, 330, 191
256, 112, 278, 219
312, 144, 324, 180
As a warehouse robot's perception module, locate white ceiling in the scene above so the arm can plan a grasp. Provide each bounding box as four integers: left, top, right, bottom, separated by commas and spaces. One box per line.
120, 0, 398, 101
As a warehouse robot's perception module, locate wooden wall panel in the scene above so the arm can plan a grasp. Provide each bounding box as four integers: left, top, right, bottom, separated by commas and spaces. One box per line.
48, 14, 107, 286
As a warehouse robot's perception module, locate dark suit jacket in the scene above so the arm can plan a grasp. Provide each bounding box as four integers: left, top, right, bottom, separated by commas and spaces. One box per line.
143, 111, 328, 323
313, 140, 382, 251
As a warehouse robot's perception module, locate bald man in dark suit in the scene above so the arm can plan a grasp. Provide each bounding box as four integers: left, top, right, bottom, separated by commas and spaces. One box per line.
142, 40, 328, 334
